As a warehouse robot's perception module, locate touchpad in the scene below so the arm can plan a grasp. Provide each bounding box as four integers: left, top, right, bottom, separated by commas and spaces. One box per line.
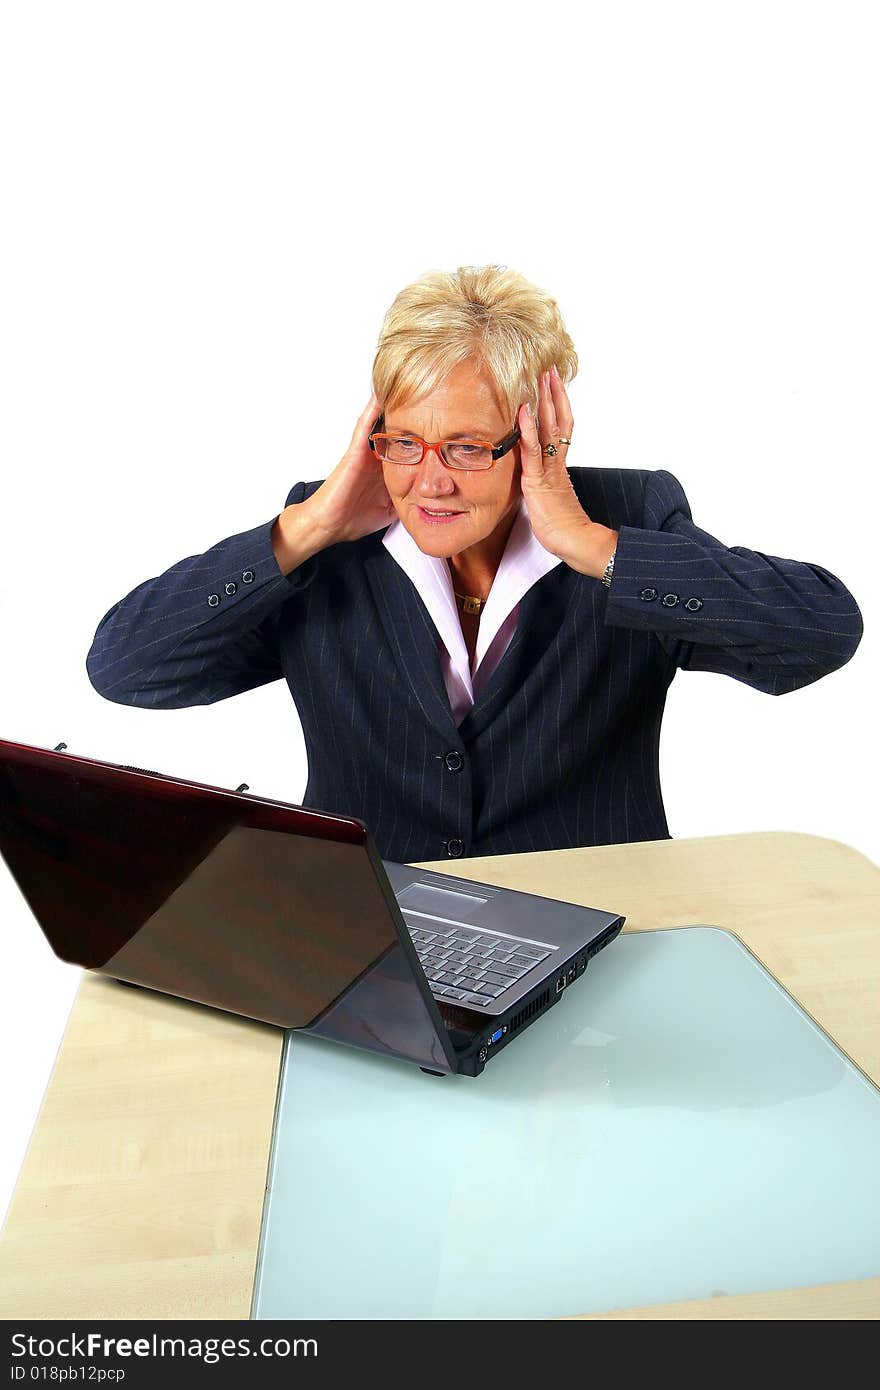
396, 881, 489, 922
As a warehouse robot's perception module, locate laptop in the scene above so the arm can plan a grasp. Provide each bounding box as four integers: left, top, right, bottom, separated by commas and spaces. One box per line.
0, 736, 625, 1078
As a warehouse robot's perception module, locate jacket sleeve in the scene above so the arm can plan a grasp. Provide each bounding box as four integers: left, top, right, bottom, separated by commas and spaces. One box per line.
604, 469, 864, 695
86, 479, 324, 708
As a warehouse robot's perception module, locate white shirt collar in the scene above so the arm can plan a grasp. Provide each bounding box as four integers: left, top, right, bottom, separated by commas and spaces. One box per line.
381, 497, 562, 698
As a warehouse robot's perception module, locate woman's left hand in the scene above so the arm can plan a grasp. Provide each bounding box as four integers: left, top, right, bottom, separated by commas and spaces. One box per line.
517, 365, 618, 579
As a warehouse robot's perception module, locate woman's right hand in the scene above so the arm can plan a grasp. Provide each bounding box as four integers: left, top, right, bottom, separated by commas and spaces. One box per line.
271, 394, 398, 576
299, 392, 398, 547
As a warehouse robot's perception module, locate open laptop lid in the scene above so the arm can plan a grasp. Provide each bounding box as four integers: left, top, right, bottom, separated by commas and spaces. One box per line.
0, 737, 457, 1074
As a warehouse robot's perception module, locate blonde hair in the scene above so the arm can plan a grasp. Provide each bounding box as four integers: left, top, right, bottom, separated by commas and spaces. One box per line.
371, 265, 577, 423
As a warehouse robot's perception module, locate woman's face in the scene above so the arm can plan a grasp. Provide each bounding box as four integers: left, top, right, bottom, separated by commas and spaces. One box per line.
380, 360, 522, 561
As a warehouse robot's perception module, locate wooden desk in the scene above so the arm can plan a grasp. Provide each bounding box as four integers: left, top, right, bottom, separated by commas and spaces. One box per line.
1, 832, 878, 1320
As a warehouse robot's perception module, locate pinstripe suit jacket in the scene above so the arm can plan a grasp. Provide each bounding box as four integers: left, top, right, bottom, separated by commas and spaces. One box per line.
86, 468, 863, 864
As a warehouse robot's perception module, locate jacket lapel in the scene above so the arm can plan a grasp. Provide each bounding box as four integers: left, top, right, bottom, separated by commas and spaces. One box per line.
363, 539, 577, 746
458, 566, 576, 743
363, 543, 461, 743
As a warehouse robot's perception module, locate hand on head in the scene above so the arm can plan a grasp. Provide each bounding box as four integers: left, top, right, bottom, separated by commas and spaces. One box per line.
517, 366, 594, 557
303, 392, 397, 547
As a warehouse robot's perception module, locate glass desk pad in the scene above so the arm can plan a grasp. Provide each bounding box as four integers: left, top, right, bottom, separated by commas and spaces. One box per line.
252, 927, 880, 1319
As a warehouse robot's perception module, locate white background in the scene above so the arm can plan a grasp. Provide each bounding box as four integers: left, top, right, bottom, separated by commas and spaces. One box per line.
0, 1, 877, 1231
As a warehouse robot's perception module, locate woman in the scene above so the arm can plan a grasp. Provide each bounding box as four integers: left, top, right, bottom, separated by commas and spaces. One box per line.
86, 265, 863, 863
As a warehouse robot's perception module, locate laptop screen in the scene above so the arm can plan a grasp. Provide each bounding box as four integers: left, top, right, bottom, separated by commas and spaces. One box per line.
0, 739, 454, 1073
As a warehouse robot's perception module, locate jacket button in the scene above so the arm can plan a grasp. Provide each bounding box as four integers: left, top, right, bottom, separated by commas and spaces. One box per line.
661, 592, 680, 607
207, 593, 220, 607
639, 587, 658, 602
224, 581, 237, 596
684, 596, 703, 611
242, 570, 254, 584
444, 751, 464, 772
445, 838, 464, 858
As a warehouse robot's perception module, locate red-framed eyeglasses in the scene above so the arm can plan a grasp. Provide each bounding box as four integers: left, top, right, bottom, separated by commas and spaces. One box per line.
368, 414, 521, 472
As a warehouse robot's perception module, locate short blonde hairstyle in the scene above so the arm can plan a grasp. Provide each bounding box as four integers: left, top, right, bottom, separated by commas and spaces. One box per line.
372, 265, 577, 424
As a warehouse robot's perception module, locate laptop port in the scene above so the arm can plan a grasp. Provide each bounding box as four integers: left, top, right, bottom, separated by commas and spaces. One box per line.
556, 977, 566, 993
489, 1027, 504, 1045
566, 966, 577, 983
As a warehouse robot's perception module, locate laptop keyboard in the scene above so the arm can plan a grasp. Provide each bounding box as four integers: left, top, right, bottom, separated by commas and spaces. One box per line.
404, 918, 553, 1008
